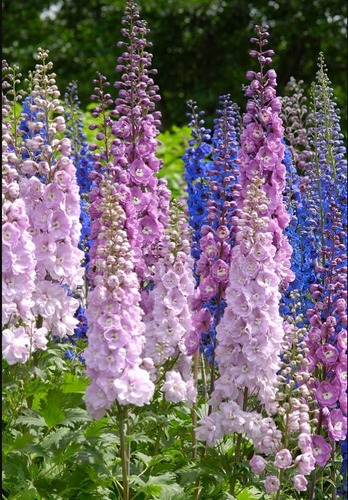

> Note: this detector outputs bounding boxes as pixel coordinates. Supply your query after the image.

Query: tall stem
[309,468,317,500]
[229,387,249,496]
[117,404,130,500]
[192,350,199,459]
[154,394,166,455]
[330,441,337,500]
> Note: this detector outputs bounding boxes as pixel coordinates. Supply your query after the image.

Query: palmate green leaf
[59,407,91,427]
[53,442,84,465]
[147,473,185,500]
[237,487,265,500]
[16,409,47,428]
[12,480,39,500]
[134,451,153,466]
[126,431,154,445]
[40,427,71,451]
[5,432,36,453]
[32,391,49,411]
[39,389,67,429]
[2,454,32,483]
[177,463,199,486]
[91,430,120,447]
[61,373,89,394]
[223,493,237,500]
[83,417,110,439]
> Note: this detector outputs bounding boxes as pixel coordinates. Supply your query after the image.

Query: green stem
[192,350,199,460]
[330,441,337,500]
[154,394,166,455]
[201,353,208,403]
[117,404,130,500]
[275,469,284,500]
[229,388,249,496]
[308,467,317,500]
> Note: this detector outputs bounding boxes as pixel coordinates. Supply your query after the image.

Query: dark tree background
[2,0,347,131]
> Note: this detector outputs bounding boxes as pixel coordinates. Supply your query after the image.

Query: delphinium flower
[188,95,240,369]
[62,81,95,354]
[141,199,197,404]
[278,145,312,322]
[17,49,84,340]
[64,81,94,196]
[249,295,317,496]
[182,100,212,268]
[280,77,313,176]
[304,54,347,252]
[196,26,294,455]
[84,177,154,419]
[2,60,48,363]
[302,203,347,499]
[88,0,171,286]
[300,54,347,499]
[279,79,318,321]
[64,81,94,274]
[339,437,348,496]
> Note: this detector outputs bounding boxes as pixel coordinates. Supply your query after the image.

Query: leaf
[144,473,185,500]
[84,418,110,439]
[61,373,89,394]
[59,408,91,427]
[41,426,71,451]
[134,451,153,466]
[39,389,67,429]
[177,465,199,486]
[16,409,47,428]
[237,487,264,500]
[18,481,39,500]
[6,432,36,453]
[126,431,153,445]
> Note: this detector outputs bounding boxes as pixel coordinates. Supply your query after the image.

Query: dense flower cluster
[183,100,212,266]
[64,81,94,196]
[304,56,347,260]
[92,0,171,284]
[196,24,294,451]
[303,206,347,450]
[2,61,47,364]
[279,80,318,319]
[17,50,84,340]
[2,6,347,498]
[84,178,154,419]
[279,145,307,319]
[64,81,94,274]
[280,77,313,175]
[300,56,347,495]
[188,95,240,363]
[249,303,316,491]
[142,200,197,404]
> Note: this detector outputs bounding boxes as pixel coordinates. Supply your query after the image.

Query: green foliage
[3,352,271,499]
[3,0,347,133]
[157,125,191,199]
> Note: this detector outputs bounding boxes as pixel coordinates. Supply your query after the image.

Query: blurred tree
[2,0,347,132]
